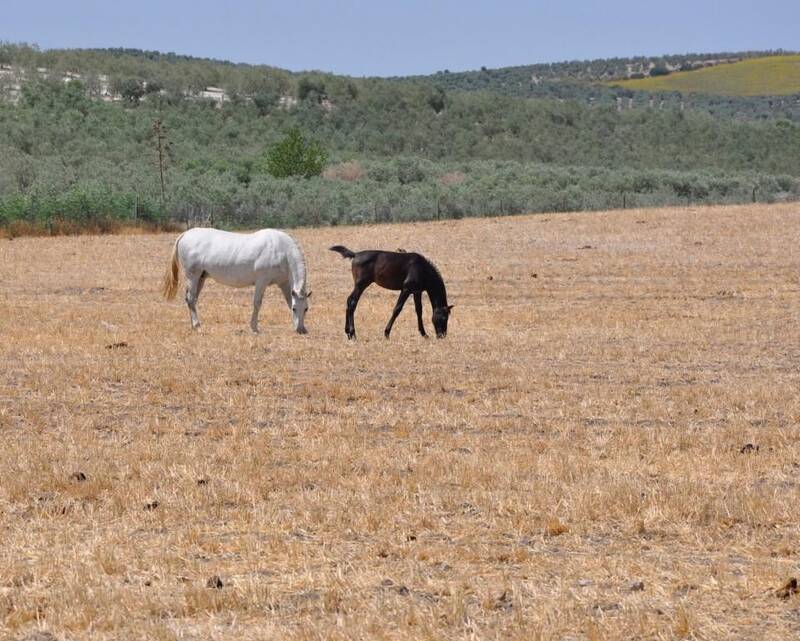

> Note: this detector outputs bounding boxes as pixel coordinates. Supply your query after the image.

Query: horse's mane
[420,255,448,306]
[286,232,308,292]
[425,256,444,283]
[296,242,308,292]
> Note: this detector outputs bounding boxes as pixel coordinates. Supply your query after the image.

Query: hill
[389,50,800,119]
[1,44,799,234]
[394,50,784,85]
[3,44,800,120]
[611,55,800,96]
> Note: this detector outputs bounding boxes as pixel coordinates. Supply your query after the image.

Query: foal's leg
[345,282,369,340]
[250,280,268,334]
[185,271,206,329]
[413,291,427,337]
[384,289,412,338]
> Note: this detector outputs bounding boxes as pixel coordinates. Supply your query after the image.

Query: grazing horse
[329,245,453,339]
[162,228,311,334]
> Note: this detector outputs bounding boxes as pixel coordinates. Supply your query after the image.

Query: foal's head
[291,289,311,334]
[432,305,454,338]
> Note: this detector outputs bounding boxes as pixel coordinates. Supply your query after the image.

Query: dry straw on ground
[1,203,799,640]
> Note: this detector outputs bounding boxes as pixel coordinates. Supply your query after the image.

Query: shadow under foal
[330,246,453,339]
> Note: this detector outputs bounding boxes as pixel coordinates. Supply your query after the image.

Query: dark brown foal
[329,246,453,339]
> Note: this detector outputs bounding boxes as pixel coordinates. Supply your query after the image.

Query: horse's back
[352,250,424,290]
[178,227,296,286]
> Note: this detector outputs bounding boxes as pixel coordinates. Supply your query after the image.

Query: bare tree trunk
[152,119,168,213]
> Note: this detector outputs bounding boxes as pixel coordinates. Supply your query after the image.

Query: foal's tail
[161,235,182,300]
[329,245,355,259]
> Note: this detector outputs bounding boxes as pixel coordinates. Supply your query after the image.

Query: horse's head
[291,289,311,334]
[432,304,454,338]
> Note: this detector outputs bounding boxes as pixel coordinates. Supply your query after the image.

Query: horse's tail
[161,235,182,300]
[329,245,355,259]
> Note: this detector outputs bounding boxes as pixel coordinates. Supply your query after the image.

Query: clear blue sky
[4,0,797,76]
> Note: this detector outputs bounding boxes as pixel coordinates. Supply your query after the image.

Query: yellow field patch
[1,204,799,639]
[610,55,800,96]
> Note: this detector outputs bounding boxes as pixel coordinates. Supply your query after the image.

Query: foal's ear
[447,305,455,312]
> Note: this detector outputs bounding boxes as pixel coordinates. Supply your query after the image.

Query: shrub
[649,65,670,77]
[265,128,328,179]
[253,91,278,116]
[396,158,425,185]
[111,77,145,104]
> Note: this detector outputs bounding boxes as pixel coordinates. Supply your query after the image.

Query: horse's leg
[185,271,205,329]
[346,282,368,340]
[384,289,412,338]
[250,280,268,334]
[413,291,427,337]
[196,271,207,298]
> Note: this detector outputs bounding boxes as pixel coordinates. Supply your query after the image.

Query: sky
[3,1,798,77]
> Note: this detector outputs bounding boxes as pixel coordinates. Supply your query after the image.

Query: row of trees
[403,73,800,121]
[4,43,787,84]
[419,50,791,82]
[2,156,796,233]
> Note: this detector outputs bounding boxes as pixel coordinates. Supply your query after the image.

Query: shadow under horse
[329,246,453,339]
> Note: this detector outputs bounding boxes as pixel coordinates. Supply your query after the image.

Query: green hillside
[612,55,800,96]
[1,44,799,234]
[390,50,800,119]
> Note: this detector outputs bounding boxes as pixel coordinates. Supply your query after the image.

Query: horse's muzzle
[436,331,446,339]
[296,326,308,335]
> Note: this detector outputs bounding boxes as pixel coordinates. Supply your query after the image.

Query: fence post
[752,186,757,203]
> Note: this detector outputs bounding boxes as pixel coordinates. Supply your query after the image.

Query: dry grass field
[1,203,799,640]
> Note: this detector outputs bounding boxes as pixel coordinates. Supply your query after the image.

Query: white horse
[161,228,310,334]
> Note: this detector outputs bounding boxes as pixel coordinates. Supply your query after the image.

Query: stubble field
[1,203,799,640]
